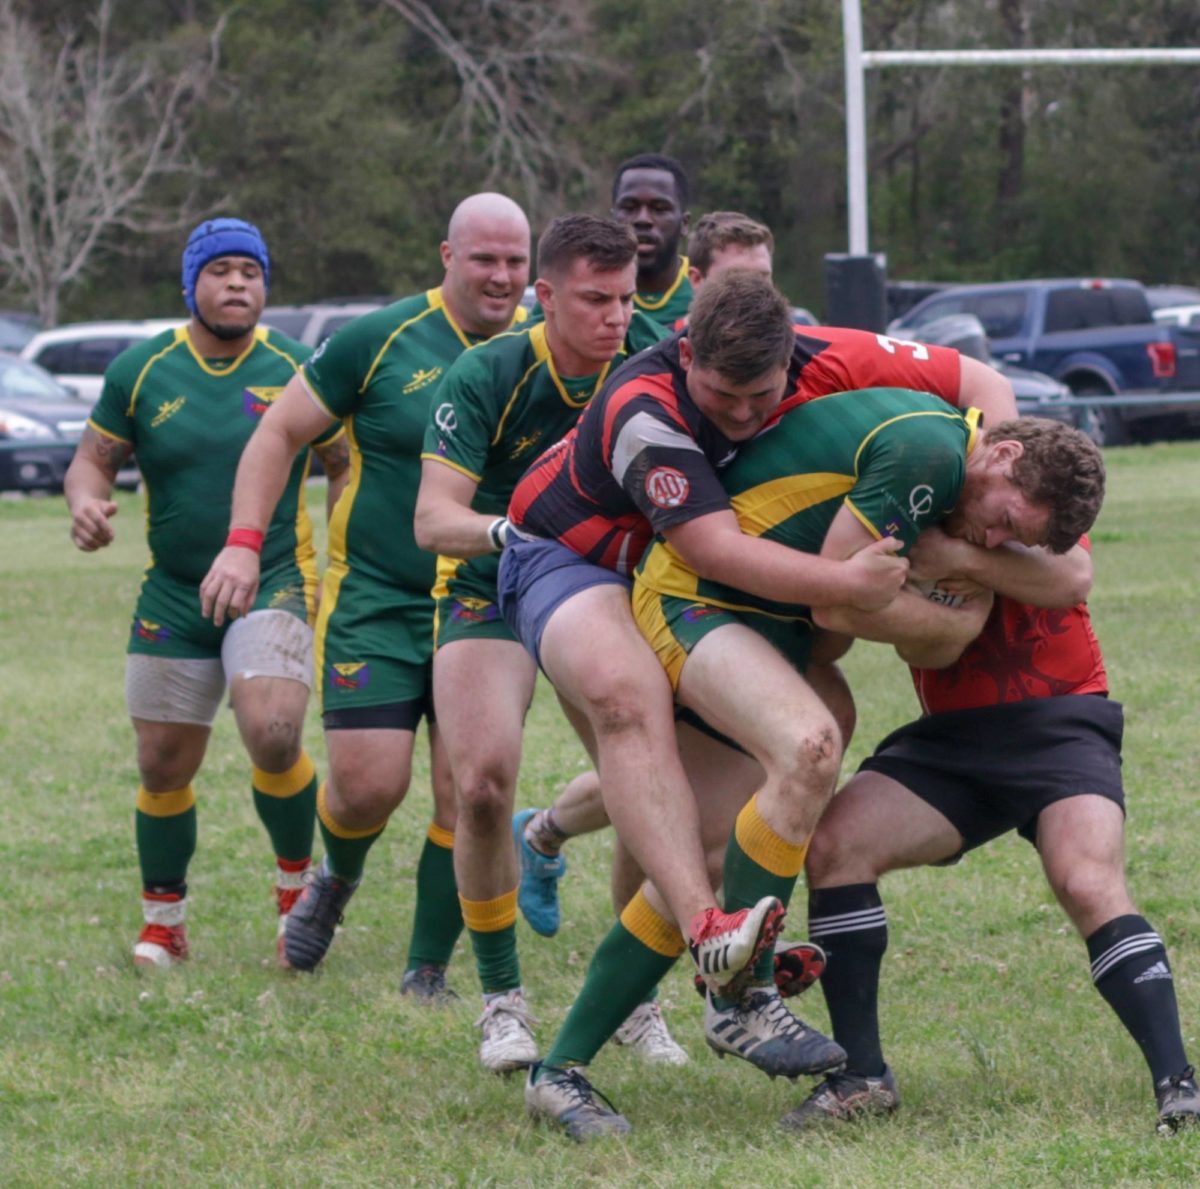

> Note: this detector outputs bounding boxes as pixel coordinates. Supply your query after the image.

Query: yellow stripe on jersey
[432,552,466,602]
[630,582,690,691]
[844,497,883,540]
[850,407,970,475]
[128,331,188,417]
[356,291,456,395]
[86,418,132,444]
[635,256,690,314]
[419,452,482,482]
[730,472,856,538]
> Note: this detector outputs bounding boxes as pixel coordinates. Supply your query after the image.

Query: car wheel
[1071,384,1129,448]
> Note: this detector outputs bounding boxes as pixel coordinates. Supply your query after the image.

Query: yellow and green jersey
[421,311,666,605]
[303,289,525,598]
[636,387,979,619]
[89,325,322,587]
[637,256,694,329]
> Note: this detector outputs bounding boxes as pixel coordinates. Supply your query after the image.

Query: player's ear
[678,336,694,368]
[439,241,453,270]
[687,266,703,288]
[534,277,555,310]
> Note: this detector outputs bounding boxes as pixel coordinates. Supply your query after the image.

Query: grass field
[1,443,1198,1186]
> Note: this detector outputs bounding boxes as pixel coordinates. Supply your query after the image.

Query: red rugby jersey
[911,540,1108,713]
[507,327,962,576]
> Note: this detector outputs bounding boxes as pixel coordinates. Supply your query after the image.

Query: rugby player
[521,383,1104,1137]
[413,214,680,1070]
[790,522,1200,1133]
[611,153,694,328]
[199,194,530,996]
[65,218,349,967]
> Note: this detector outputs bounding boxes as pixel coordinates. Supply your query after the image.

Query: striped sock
[808,883,888,1075]
[1087,914,1188,1084]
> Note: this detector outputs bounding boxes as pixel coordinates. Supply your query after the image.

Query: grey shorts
[125,610,313,725]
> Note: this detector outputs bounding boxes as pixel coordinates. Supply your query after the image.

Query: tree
[0,0,223,325]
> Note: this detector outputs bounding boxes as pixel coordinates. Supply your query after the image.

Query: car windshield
[0,355,75,400]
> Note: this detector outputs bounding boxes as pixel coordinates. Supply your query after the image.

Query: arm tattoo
[314,433,351,480]
[81,425,134,480]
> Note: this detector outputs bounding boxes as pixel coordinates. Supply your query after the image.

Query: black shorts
[859,694,1124,858]
[322,691,436,732]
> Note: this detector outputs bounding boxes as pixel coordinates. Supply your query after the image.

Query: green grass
[2,444,1199,1185]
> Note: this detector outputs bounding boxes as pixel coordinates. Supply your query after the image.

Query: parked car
[889,278,1200,446]
[0,311,39,353]
[260,301,386,348]
[0,351,97,492]
[20,320,182,402]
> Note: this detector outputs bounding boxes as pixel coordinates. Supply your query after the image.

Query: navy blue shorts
[497,537,631,670]
[859,694,1124,858]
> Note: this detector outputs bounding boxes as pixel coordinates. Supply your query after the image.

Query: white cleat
[612,1000,689,1066]
[476,988,539,1073]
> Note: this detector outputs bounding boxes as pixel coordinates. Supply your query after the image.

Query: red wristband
[226,527,264,554]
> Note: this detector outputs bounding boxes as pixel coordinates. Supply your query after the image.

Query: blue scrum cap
[181,218,270,313]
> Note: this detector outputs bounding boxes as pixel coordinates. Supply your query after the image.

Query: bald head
[446,192,529,247]
[439,192,531,337]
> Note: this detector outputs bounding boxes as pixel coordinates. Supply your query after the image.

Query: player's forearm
[64,455,114,512]
[813,589,990,666]
[955,541,1092,608]
[673,525,861,607]
[414,501,501,558]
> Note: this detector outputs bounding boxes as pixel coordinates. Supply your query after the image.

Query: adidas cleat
[705,986,846,1079]
[281,858,358,972]
[1156,1065,1200,1134]
[525,1063,631,1141]
[688,896,785,998]
[780,1065,900,1130]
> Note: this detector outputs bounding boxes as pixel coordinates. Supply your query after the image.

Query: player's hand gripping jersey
[507,327,962,575]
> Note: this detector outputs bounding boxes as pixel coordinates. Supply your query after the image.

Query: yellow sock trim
[460,888,518,933]
[252,751,317,798]
[136,784,196,818]
[317,780,387,841]
[619,889,687,958]
[427,822,455,850]
[735,794,808,878]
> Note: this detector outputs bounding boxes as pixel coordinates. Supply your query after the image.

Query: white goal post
[842,0,1200,254]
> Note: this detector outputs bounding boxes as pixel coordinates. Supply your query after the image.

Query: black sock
[808,883,888,1076]
[1087,913,1189,1085]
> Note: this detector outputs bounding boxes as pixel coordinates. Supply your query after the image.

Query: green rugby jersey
[637,387,978,618]
[421,312,665,595]
[89,325,318,586]
[636,256,694,328]
[303,288,523,596]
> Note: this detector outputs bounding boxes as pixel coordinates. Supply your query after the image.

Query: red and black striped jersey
[507,326,963,576]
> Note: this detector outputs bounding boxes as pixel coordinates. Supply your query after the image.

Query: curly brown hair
[685,271,794,384]
[985,418,1106,552]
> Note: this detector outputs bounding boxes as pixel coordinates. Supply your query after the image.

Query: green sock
[722,809,802,992]
[135,785,197,889]
[405,827,463,971]
[468,923,520,994]
[317,780,382,884]
[543,920,679,1070]
[252,756,317,862]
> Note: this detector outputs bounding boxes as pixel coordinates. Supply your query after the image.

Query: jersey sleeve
[843,414,967,553]
[420,345,504,482]
[607,392,731,533]
[87,351,142,442]
[796,326,962,404]
[300,311,385,419]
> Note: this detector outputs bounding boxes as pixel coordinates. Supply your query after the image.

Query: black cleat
[780,1065,900,1131]
[1156,1065,1200,1134]
[281,859,358,972]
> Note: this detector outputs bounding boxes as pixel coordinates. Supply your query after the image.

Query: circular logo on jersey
[645,466,690,509]
[908,484,934,519]
[434,403,457,434]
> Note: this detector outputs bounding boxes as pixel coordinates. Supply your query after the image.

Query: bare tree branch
[0,0,224,324]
